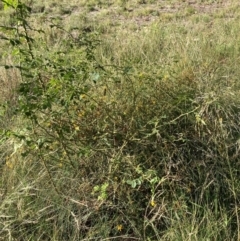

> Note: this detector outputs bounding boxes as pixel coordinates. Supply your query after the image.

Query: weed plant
[0,0,239,240]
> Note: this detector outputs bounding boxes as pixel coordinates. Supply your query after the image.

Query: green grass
[0,0,240,240]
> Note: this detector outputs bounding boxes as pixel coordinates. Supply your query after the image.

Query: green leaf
[131,180,136,188]
[3,0,18,10]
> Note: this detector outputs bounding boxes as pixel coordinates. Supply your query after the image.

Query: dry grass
[0,0,240,240]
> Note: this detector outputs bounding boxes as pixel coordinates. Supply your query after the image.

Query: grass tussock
[0,0,240,240]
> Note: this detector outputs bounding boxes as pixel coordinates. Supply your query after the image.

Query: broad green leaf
[3,0,18,10]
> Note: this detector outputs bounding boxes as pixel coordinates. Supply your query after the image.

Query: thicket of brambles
[0,0,239,240]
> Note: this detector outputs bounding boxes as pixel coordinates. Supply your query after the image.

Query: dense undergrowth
[0,0,240,240]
